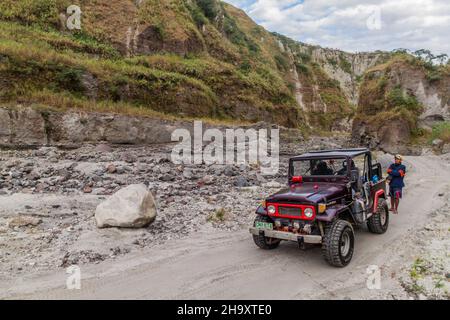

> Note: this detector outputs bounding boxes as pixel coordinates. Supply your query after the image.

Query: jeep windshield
[290,158,349,177]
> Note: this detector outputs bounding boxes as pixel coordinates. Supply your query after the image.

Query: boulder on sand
[95,184,157,228]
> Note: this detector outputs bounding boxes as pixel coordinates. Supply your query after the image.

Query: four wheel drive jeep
[249,148,389,267]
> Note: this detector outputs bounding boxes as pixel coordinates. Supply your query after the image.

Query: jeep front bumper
[249,227,322,244]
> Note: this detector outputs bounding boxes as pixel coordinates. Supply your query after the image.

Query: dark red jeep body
[249,148,389,267]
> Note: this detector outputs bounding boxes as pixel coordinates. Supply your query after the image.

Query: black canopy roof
[290,148,369,160]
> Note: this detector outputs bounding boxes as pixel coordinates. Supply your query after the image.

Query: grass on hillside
[2,0,421,134]
[0,19,300,125]
[430,122,450,144]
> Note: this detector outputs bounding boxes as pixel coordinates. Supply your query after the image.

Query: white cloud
[224,0,450,55]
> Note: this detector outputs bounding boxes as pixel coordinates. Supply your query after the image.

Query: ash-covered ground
[0,136,347,279]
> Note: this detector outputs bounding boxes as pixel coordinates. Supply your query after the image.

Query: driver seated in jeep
[312,161,333,175]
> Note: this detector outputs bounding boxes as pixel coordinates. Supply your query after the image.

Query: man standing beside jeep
[387,155,406,214]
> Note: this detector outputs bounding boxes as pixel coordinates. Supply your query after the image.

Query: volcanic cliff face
[0,0,449,151]
[352,55,450,153]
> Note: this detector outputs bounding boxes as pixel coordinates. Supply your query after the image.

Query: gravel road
[1,154,449,300]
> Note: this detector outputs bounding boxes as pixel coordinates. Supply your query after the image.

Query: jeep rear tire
[252,215,281,250]
[367,198,389,234]
[322,219,354,267]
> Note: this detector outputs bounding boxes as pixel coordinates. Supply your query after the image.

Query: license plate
[255,221,273,230]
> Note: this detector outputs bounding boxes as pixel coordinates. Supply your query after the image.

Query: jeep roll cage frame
[288,148,383,184]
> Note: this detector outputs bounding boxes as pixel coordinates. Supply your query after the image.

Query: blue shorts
[389,187,402,199]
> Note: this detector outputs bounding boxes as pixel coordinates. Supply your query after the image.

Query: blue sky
[225,0,450,56]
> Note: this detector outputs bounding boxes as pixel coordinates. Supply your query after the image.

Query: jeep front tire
[252,215,281,250]
[322,219,355,267]
[367,198,389,234]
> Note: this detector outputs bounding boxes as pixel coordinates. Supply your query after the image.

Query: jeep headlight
[267,205,276,214]
[304,208,314,218]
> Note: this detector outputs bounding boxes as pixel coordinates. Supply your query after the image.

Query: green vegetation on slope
[0,0,66,26]
[431,122,450,144]
[0,0,401,132]
[0,0,303,126]
[0,22,219,116]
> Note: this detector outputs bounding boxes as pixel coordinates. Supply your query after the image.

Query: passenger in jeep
[337,159,356,176]
[387,154,406,214]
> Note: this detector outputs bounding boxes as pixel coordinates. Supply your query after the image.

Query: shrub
[339,54,352,73]
[0,0,61,26]
[153,24,165,40]
[295,62,309,75]
[298,51,311,63]
[55,67,85,93]
[378,76,388,90]
[321,78,340,89]
[274,54,289,72]
[187,2,208,27]
[387,87,421,113]
[327,58,338,67]
[239,59,251,74]
[426,70,442,83]
[222,13,259,53]
[431,122,450,143]
[206,208,229,223]
[196,0,221,20]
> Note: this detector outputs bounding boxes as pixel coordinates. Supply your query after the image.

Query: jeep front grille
[279,206,302,217]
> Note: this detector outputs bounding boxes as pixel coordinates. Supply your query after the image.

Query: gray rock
[116,166,125,174]
[95,184,157,228]
[183,168,194,179]
[200,175,215,185]
[121,153,137,163]
[432,139,444,148]
[160,167,171,174]
[239,164,248,171]
[209,165,224,176]
[441,144,450,154]
[235,176,250,187]
[224,165,236,176]
[3,107,47,146]
[95,144,112,153]
[160,174,175,182]
[152,166,161,174]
